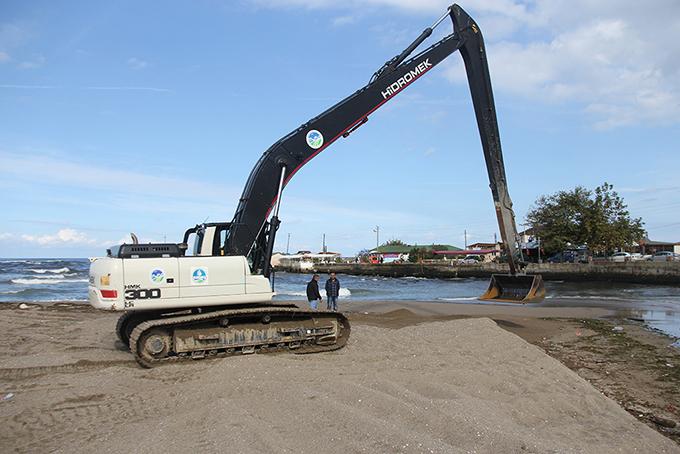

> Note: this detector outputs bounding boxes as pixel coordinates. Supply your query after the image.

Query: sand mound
[0,309,677,453]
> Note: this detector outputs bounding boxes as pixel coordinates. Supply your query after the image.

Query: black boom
[225,4,525,277]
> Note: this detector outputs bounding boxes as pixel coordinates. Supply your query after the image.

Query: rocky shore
[284,261,680,285]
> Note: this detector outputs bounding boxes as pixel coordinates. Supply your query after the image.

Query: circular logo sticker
[150,269,165,283]
[306,130,324,149]
[192,268,208,284]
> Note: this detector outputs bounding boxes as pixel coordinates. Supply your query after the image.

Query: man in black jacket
[306,274,322,310]
[325,273,340,311]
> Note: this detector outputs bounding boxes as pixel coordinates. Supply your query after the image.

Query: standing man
[325,272,341,311]
[306,274,322,310]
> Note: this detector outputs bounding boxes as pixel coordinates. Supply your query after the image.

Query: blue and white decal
[191,267,208,284]
[150,268,165,283]
[305,130,324,150]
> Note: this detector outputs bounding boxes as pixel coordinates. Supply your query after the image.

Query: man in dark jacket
[306,274,322,310]
[325,273,340,311]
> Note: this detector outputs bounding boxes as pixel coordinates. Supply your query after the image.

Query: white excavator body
[88,225,273,312]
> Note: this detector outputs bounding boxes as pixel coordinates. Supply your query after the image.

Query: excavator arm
[225,4,544,302]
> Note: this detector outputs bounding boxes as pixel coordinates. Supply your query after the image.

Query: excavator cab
[480,274,545,303]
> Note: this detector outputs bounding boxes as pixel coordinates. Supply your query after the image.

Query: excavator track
[128,307,350,368]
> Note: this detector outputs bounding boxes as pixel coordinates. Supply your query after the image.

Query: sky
[1,0,679,258]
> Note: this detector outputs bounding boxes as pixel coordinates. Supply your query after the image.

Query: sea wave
[28,267,70,274]
[11,278,88,285]
[30,274,66,280]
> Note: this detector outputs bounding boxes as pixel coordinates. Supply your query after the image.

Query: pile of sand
[0,307,677,453]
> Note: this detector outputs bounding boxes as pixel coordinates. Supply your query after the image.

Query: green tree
[408,247,424,263]
[383,238,406,246]
[356,249,371,263]
[526,182,644,255]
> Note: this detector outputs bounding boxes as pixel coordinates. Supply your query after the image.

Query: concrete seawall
[278,262,680,286]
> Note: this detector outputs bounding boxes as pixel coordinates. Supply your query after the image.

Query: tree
[383,238,406,246]
[526,182,644,255]
[356,249,371,263]
[408,247,425,263]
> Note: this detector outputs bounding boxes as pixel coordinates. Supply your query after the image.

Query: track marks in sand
[0,359,135,381]
[2,392,158,453]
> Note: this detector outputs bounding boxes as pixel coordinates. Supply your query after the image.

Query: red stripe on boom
[265,63,434,217]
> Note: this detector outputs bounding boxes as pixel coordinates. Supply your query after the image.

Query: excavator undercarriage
[118,306,350,368]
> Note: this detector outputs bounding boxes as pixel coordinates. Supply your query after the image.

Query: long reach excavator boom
[88,4,544,368]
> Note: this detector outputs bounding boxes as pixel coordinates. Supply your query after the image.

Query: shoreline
[286,261,680,286]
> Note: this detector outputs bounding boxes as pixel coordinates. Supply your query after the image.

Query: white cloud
[251,0,680,129]
[127,57,149,70]
[0,150,237,203]
[0,232,13,240]
[0,51,9,63]
[21,228,97,246]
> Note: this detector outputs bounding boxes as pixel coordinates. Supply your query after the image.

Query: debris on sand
[651,415,677,429]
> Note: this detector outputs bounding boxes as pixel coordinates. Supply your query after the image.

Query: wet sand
[0,301,679,453]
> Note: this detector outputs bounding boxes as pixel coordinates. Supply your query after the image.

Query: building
[432,245,501,262]
[467,242,501,251]
[518,228,537,246]
[637,238,680,255]
[368,244,461,263]
[368,244,412,263]
[273,251,341,269]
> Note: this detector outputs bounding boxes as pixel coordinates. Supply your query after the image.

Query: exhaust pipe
[479,274,545,303]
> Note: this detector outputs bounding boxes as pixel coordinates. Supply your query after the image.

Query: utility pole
[494,232,497,244]
[286,233,291,254]
[373,226,380,249]
[464,229,467,250]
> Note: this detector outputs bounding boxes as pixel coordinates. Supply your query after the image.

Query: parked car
[650,251,680,262]
[547,251,579,263]
[459,254,482,265]
[609,252,631,262]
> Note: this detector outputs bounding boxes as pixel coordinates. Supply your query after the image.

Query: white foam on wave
[31,274,66,279]
[11,278,88,285]
[401,276,428,280]
[28,267,70,274]
[437,297,478,301]
[324,288,351,298]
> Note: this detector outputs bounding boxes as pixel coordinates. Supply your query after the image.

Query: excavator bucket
[479,274,545,303]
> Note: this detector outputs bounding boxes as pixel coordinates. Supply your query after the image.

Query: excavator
[88,4,545,368]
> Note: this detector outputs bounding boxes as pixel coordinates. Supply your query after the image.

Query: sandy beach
[0,301,679,453]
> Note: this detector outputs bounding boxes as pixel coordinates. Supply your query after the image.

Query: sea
[1,258,679,344]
